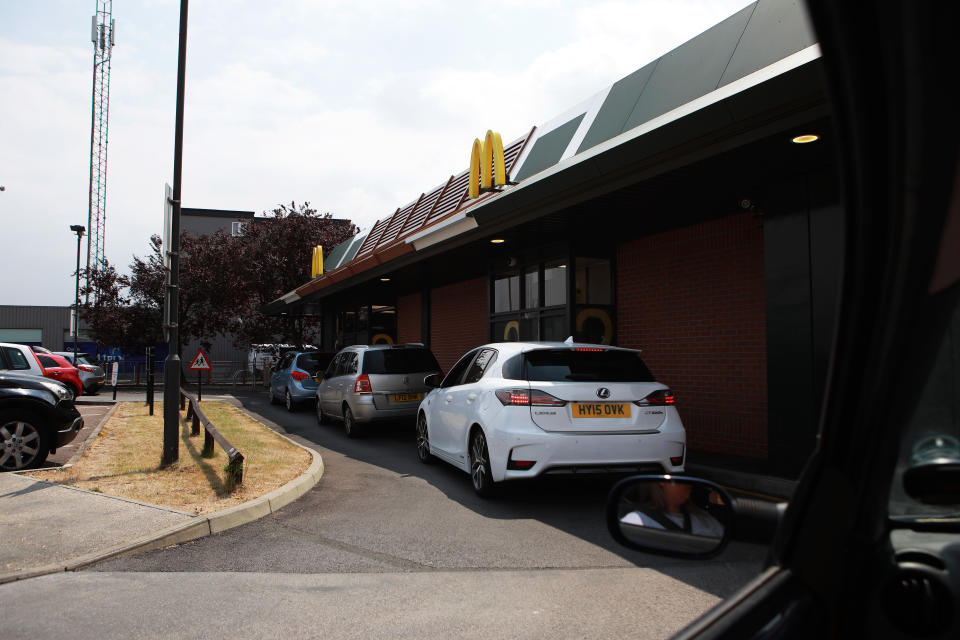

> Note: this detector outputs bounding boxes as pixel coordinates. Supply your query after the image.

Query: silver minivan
[315,344,441,437]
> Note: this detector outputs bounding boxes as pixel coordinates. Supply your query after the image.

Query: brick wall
[617,213,768,459]
[396,292,422,344]
[430,277,488,372]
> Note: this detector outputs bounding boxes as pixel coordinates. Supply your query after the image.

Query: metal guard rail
[179,388,244,487]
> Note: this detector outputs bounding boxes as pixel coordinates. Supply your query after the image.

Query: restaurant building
[266,0,839,478]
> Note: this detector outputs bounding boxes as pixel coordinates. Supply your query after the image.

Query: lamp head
[70,225,86,236]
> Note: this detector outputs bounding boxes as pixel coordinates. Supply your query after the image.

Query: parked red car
[34,353,84,399]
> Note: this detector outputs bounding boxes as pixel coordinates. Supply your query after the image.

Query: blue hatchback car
[269,350,334,412]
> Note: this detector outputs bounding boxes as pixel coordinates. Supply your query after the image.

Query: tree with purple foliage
[81,202,355,354]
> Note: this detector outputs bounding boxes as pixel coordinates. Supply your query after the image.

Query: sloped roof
[291,129,534,300]
[269,0,820,310]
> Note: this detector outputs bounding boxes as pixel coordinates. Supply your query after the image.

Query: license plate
[391,393,422,403]
[572,403,631,418]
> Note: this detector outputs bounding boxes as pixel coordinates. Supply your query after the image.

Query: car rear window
[362,349,440,375]
[522,349,656,382]
[297,352,332,372]
[1,346,31,371]
[77,355,96,367]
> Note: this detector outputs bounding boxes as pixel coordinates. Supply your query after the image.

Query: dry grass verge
[27,401,311,515]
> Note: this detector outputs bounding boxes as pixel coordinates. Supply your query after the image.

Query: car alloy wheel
[285,390,295,412]
[470,429,495,497]
[0,413,47,471]
[343,405,360,438]
[416,413,434,464]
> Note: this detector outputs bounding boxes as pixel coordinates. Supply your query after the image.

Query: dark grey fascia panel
[513,114,585,182]
[576,61,659,154]
[623,3,756,132]
[718,0,816,87]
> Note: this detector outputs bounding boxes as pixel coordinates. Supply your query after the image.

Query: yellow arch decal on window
[371,333,394,345]
[575,308,613,345]
[503,320,520,342]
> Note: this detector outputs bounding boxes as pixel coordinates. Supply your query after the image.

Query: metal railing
[179,388,244,488]
[96,359,272,388]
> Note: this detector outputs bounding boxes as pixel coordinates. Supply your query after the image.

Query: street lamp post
[162,0,189,466]
[70,225,86,362]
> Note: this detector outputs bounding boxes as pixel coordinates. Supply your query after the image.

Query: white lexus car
[416,340,686,496]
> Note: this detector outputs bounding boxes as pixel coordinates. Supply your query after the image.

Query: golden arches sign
[468,130,507,199]
[311,245,324,278]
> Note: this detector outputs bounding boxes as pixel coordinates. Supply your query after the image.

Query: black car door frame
[673,2,960,638]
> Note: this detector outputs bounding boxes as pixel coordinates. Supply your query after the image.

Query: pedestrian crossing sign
[188,349,212,371]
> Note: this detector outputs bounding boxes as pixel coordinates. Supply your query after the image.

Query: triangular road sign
[188,349,212,371]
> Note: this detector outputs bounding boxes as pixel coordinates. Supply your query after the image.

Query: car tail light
[290,371,309,381]
[574,347,605,352]
[495,389,566,407]
[507,453,537,471]
[79,364,95,372]
[670,446,685,467]
[354,374,372,393]
[634,389,676,406]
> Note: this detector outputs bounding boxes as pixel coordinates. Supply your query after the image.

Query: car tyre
[285,390,296,412]
[316,401,328,425]
[269,388,279,405]
[343,405,361,438]
[470,429,496,498]
[0,410,50,471]
[416,413,434,464]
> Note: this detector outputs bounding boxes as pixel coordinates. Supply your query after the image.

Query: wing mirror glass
[903,435,960,505]
[606,475,733,559]
[423,373,442,388]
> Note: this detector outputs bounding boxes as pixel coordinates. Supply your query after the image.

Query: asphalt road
[1,391,769,638]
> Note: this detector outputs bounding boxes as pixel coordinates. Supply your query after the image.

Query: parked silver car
[315,344,441,438]
[52,352,105,394]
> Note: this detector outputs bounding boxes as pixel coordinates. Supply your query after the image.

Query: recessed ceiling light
[490,238,505,244]
[380,277,391,282]
[792,134,820,144]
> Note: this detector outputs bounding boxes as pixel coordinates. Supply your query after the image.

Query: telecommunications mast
[86,1,115,301]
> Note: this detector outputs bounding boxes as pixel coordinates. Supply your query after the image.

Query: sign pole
[198,370,202,402]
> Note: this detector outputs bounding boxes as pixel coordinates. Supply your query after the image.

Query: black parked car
[0,371,84,471]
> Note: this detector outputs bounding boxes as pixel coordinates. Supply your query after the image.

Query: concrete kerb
[66,401,121,466]
[0,404,324,585]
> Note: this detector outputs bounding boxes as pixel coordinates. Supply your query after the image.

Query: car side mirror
[903,435,960,504]
[423,373,442,388]
[606,475,734,559]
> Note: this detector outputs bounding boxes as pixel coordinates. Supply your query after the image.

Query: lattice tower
[86,0,115,302]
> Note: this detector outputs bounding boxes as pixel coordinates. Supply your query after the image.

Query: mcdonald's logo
[311,245,324,278]
[468,130,507,199]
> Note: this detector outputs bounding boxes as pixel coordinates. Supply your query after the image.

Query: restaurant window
[574,256,615,345]
[494,274,520,312]
[524,268,539,309]
[492,258,573,342]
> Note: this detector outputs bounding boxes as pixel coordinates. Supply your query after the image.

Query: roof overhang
[268,44,826,313]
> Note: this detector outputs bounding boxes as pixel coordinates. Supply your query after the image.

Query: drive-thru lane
[1,391,768,638]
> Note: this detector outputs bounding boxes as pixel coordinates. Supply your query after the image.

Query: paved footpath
[0,392,322,583]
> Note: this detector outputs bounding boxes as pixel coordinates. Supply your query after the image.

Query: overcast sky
[1,0,751,307]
